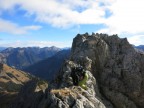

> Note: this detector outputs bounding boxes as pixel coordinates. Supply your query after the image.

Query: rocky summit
[8,33,144,108]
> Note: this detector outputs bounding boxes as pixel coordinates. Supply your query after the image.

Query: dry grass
[51,88,77,98]
[0,91,18,95]
[1,64,30,83]
[0,63,32,92]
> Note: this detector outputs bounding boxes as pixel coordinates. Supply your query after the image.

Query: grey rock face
[71,33,144,108]
[10,60,108,108]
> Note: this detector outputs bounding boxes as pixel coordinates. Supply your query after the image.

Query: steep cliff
[10,33,144,108]
[70,33,144,108]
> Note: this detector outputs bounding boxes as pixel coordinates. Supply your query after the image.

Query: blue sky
[0,0,144,48]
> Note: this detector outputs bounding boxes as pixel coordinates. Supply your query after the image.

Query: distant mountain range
[0,47,7,52]
[0,46,71,81]
[24,49,71,81]
[0,44,143,82]
[0,46,61,69]
[135,45,144,51]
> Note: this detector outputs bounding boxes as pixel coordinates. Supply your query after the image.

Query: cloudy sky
[0,0,144,48]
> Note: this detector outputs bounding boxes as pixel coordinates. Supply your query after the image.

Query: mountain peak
[48,33,144,108]
[3,33,144,108]
[0,47,61,69]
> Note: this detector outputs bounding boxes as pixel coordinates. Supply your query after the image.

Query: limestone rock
[71,33,144,108]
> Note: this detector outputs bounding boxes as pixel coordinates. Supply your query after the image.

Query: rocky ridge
[11,60,107,108]
[70,33,144,108]
[10,33,144,108]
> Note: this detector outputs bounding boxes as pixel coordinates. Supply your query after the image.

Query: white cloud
[128,35,144,46]
[99,0,144,35]
[0,0,144,46]
[0,18,42,34]
[0,40,72,48]
[0,0,109,28]
[96,0,144,45]
[1,0,143,33]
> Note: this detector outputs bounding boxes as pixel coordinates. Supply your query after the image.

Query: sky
[0,0,144,48]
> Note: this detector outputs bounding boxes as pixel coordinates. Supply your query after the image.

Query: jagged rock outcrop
[10,33,144,108]
[11,60,108,108]
[70,33,144,108]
